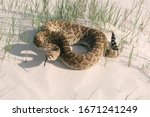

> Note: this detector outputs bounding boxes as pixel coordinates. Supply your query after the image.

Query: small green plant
[141,63,150,78]
[2,29,14,61]
[53,0,87,21]
[128,45,135,67]
[87,0,122,28]
[11,16,16,34]
[0,29,4,41]
[139,11,150,31]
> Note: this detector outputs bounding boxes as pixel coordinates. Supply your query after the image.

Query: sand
[0,0,150,100]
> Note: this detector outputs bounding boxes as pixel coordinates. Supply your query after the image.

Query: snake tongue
[44,56,48,66]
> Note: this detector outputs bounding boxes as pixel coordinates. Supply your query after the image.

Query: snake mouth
[44,55,56,66]
[45,54,58,60]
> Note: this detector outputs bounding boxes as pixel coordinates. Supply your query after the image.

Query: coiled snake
[34,21,119,70]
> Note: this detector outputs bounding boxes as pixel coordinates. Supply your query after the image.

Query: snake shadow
[4,30,69,70]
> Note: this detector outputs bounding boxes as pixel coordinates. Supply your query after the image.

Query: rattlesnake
[34,21,119,70]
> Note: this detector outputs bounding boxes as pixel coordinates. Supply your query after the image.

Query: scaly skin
[34,21,119,70]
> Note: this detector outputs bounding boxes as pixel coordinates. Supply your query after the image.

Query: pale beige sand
[0,0,150,100]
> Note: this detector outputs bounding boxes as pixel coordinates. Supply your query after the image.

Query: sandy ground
[0,0,150,100]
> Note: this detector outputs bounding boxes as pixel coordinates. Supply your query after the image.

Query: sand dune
[0,0,150,100]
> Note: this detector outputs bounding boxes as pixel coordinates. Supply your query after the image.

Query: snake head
[44,44,60,61]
